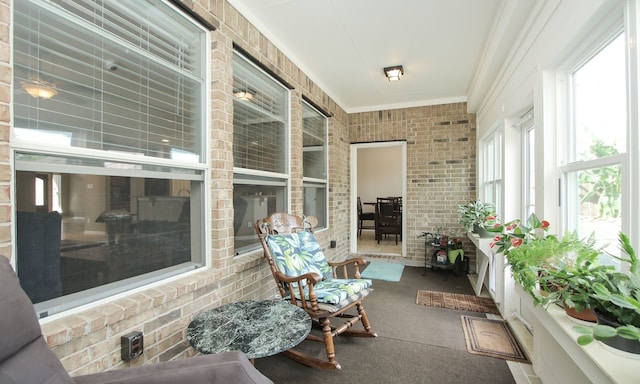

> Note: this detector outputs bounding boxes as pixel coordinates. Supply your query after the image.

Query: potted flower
[573,232,640,354]
[488,213,550,256]
[457,200,496,237]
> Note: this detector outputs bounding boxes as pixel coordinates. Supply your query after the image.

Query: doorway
[350,141,407,256]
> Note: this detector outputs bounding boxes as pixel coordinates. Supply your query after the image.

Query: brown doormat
[415,290,500,315]
[460,315,530,363]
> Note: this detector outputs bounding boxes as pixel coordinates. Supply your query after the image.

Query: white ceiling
[227,0,533,113]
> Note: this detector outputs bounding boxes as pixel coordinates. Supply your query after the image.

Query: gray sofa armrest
[73,351,273,384]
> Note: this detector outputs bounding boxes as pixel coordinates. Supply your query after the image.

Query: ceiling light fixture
[234,91,254,101]
[21,80,58,99]
[383,65,404,81]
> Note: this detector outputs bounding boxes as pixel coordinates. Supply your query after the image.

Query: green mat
[361,262,404,282]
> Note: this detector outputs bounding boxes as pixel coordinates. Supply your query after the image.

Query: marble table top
[187,300,311,359]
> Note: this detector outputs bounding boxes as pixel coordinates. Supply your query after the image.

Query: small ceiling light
[21,80,58,99]
[383,65,404,81]
[234,91,254,101]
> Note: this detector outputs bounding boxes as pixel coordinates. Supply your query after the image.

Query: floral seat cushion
[264,231,373,309]
[265,231,333,282]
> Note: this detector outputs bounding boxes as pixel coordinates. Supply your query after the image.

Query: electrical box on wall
[121,331,144,361]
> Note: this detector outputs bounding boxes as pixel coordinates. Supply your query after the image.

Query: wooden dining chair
[375,197,402,244]
[357,197,376,237]
[255,213,377,370]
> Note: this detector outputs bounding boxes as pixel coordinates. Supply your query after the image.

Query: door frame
[350,141,407,256]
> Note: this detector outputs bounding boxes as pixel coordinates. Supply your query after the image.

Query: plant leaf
[592,324,618,340]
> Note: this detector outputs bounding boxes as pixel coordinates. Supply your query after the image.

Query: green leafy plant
[573,233,640,346]
[503,224,608,316]
[488,213,549,256]
[540,233,612,313]
[457,201,496,232]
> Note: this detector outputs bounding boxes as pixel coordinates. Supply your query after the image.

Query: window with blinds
[13,0,205,162]
[302,102,328,228]
[232,51,290,255]
[11,0,208,316]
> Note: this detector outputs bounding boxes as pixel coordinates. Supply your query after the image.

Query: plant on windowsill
[495,214,604,322]
[573,232,640,355]
[457,200,496,237]
[536,232,611,323]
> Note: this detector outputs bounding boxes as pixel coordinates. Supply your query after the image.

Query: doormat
[361,262,404,282]
[415,290,500,315]
[460,315,530,363]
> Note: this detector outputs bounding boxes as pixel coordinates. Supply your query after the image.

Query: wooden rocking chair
[255,213,377,370]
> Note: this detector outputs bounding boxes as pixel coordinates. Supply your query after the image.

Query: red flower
[485,215,496,221]
[510,238,523,247]
[490,242,495,248]
[540,220,550,229]
[506,223,518,231]
[493,236,501,242]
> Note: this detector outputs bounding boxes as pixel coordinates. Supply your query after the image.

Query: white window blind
[232,52,288,173]
[13,0,206,162]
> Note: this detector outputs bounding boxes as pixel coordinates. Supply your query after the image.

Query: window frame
[302,101,328,229]
[11,0,210,316]
[557,27,629,265]
[232,51,291,255]
[480,127,503,217]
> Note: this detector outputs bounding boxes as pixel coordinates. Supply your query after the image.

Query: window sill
[516,284,640,384]
[234,249,264,273]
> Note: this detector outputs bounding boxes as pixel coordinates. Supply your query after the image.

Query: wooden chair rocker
[255,212,377,370]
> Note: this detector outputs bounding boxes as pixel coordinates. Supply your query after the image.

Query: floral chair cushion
[265,231,333,282]
[265,231,373,310]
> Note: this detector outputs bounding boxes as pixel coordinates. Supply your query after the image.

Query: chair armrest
[73,351,273,384]
[328,258,368,278]
[274,271,322,285]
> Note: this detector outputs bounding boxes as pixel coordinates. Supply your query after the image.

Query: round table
[187,300,311,359]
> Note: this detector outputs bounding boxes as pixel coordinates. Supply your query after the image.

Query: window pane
[566,165,621,258]
[303,103,327,179]
[15,160,203,311]
[233,181,286,254]
[233,54,288,173]
[11,0,207,316]
[232,52,289,254]
[525,127,536,218]
[13,0,204,162]
[304,183,326,228]
[572,33,626,162]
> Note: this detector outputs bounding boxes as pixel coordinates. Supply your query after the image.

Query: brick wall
[349,103,478,268]
[0,0,478,376]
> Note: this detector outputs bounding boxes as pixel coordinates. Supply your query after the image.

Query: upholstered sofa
[0,256,273,384]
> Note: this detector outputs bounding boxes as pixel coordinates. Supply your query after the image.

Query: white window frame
[480,127,503,217]
[557,23,629,265]
[11,0,210,317]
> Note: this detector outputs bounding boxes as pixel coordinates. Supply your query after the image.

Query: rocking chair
[255,213,377,370]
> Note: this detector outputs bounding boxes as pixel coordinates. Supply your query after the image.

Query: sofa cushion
[0,256,44,362]
[74,351,273,384]
[0,336,74,384]
[0,256,74,383]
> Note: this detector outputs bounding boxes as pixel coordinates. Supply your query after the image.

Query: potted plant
[573,232,640,354]
[457,200,496,237]
[538,233,611,322]
[488,213,550,256]
[499,216,605,322]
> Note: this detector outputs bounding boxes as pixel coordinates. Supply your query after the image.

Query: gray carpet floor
[254,266,518,383]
